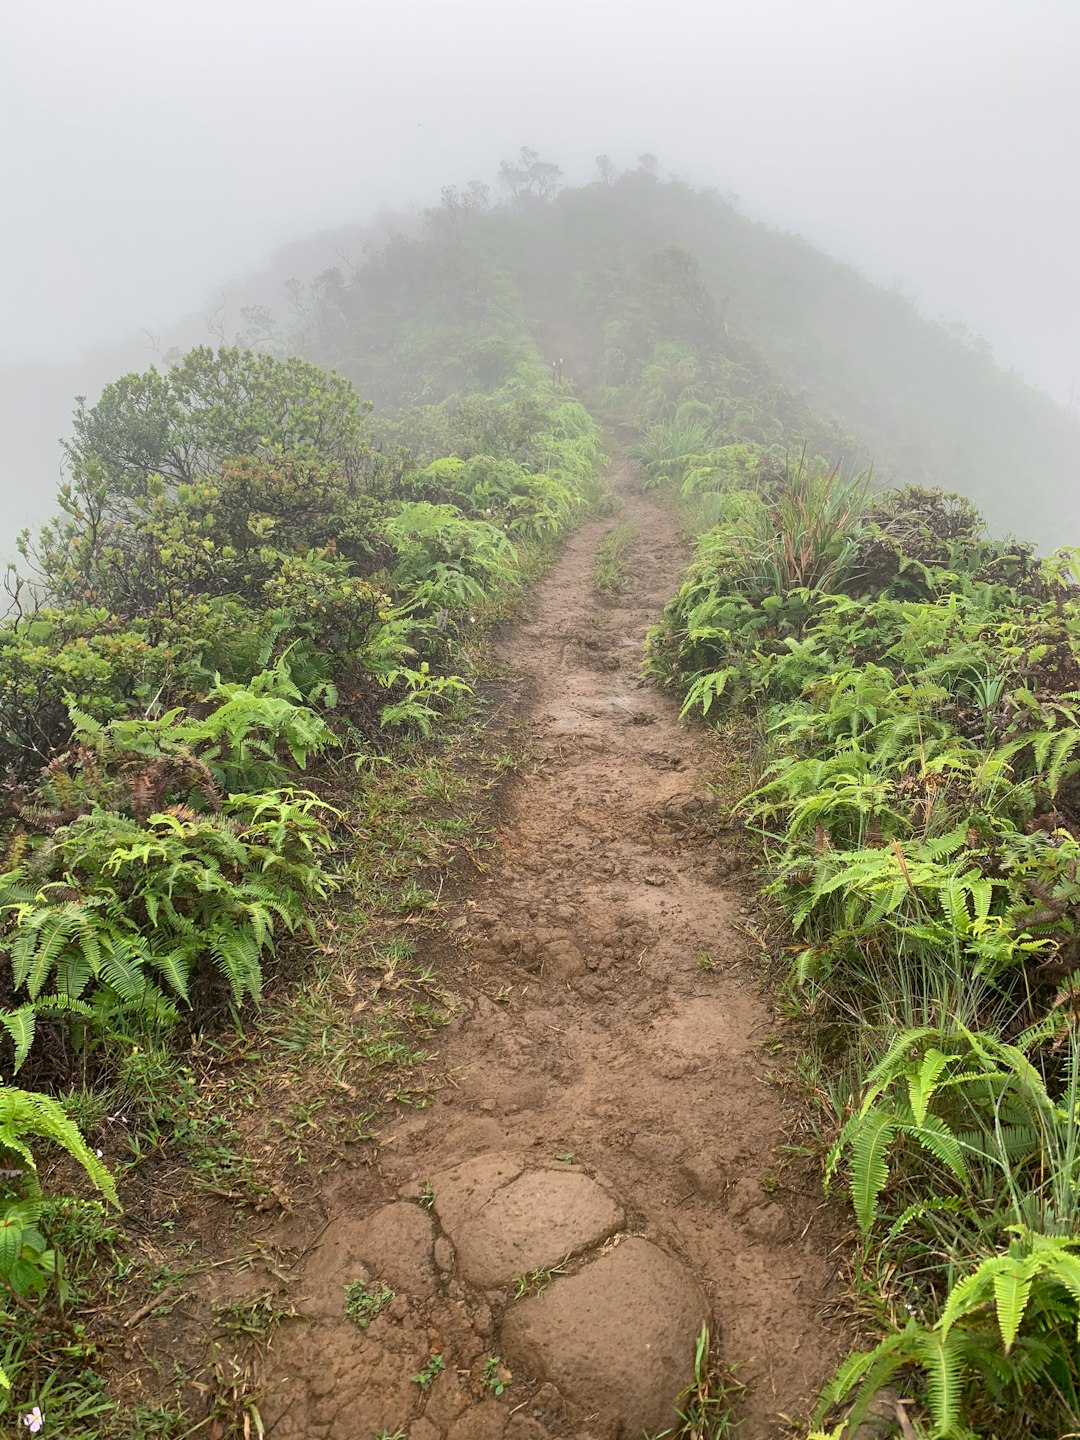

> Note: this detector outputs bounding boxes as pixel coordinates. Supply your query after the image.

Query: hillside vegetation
[283,157,1080,548]
[0,246,606,1431]
[4,155,1080,1439]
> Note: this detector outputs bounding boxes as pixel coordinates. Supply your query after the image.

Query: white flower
[23,1407,44,1434]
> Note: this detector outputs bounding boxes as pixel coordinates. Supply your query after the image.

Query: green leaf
[916,1326,964,1434]
[992,1259,1033,1352]
[0,1218,24,1273]
[0,1006,36,1072]
[907,1048,953,1126]
[900,1110,969,1187]
[940,1256,1006,1334]
[849,1108,896,1234]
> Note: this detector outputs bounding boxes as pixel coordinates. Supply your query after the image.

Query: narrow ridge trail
[259,463,846,1439]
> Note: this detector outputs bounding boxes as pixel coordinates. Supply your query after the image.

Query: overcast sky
[4,0,1078,398]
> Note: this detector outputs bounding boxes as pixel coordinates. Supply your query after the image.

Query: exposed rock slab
[305,1201,436,1314]
[500,1238,707,1437]
[446,1401,508,1439]
[430,1152,623,1288]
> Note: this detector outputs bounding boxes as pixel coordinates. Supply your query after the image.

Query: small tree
[63,346,370,498]
[423,181,491,244]
[498,147,563,207]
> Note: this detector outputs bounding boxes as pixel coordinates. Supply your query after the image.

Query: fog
[4,0,1079,538]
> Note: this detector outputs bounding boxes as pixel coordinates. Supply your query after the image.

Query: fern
[919,1326,966,1435]
[819,1321,967,1438]
[0,1086,118,1207]
[941,1231,1080,1353]
[0,996,95,1071]
[0,790,333,1064]
[846,1107,896,1233]
[999,720,1080,798]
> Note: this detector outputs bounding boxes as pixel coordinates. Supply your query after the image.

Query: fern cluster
[653,419,1080,1434]
[0,790,333,1069]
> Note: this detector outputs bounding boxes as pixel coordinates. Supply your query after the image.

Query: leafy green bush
[0,786,333,1070]
[0,334,605,1080]
[381,501,517,615]
[0,558,365,1074]
[61,345,370,496]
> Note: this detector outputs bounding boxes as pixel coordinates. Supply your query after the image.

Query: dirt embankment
[256,462,847,1439]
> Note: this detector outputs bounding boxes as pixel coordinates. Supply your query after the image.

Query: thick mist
[4,0,1079,543]
[7,0,1078,384]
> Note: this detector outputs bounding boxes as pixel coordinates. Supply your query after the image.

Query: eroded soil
[256,464,846,1439]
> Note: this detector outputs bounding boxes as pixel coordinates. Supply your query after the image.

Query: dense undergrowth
[0,318,604,1429]
[648,451,1080,1437]
[7,151,1080,1438]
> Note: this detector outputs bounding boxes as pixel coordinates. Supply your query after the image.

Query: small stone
[447,1401,507,1440]
[680,1159,727,1201]
[729,1175,768,1217]
[431,1156,624,1288]
[505,1418,548,1440]
[744,1202,790,1243]
[848,1388,908,1440]
[304,1202,435,1313]
[355,1203,437,1298]
[543,938,585,981]
[528,1382,565,1422]
[423,1366,470,1426]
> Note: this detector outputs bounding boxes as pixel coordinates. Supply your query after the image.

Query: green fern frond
[991,1262,1034,1351]
[0,1086,119,1207]
[849,1108,896,1233]
[896,1109,969,1187]
[0,1006,36,1071]
[915,1325,965,1433]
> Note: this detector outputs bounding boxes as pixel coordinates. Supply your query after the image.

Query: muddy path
[257,463,846,1439]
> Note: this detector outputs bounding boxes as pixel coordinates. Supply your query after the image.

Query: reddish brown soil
[256,464,847,1439]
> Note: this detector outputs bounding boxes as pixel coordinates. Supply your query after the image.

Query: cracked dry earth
[258,464,846,1439]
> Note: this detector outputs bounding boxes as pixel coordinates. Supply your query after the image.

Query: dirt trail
[258,464,845,1439]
